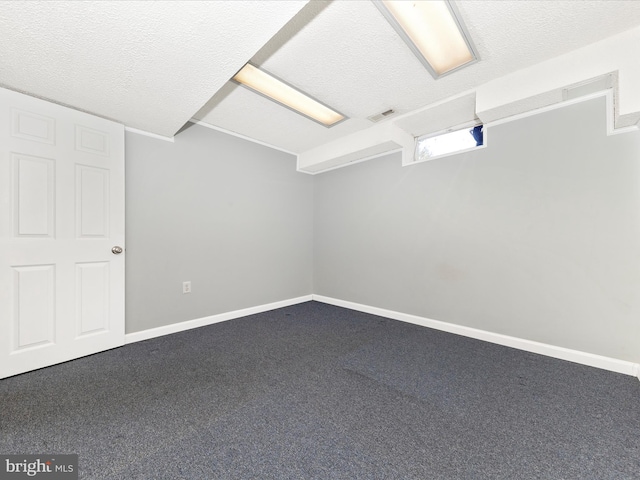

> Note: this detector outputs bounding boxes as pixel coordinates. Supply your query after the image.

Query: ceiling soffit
[194,0,640,156]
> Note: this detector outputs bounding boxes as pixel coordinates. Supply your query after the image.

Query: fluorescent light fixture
[374,0,478,78]
[233,63,345,127]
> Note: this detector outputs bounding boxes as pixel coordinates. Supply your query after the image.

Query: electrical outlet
[183,281,191,294]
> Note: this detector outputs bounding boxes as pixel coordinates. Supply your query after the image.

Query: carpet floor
[1,301,639,479]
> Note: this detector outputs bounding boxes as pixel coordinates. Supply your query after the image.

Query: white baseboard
[124,293,639,380]
[313,295,640,378]
[125,295,313,344]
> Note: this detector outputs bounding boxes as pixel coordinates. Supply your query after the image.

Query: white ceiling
[0,0,306,137]
[1,1,640,150]
[195,0,640,153]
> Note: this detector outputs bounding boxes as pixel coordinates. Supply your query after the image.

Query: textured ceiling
[0,0,306,137]
[1,1,640,148]
[195,0,640,153]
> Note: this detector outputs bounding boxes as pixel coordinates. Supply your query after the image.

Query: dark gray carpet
[1,301,639,479]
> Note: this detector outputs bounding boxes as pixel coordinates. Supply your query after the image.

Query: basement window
[415,124,484,162]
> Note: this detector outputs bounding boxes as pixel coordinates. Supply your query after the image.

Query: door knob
[111,246,123,255]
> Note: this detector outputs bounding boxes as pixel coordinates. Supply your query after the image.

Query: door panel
[0,87,124,379]
[13,153,56,237]
[76,165,110,238]
[12,264,56,350]
[76,262,110,336]
[11,108,56,145]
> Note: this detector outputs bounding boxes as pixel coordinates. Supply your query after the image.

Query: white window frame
[412,122,487,165]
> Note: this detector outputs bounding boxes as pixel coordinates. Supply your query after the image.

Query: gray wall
[314,97,640,363]
[125,124,313,333]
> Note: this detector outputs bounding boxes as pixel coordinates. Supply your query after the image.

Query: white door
[0,87,125,379]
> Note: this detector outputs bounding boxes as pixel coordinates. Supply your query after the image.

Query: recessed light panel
[374,0,478,78]
[233,63,345,127]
